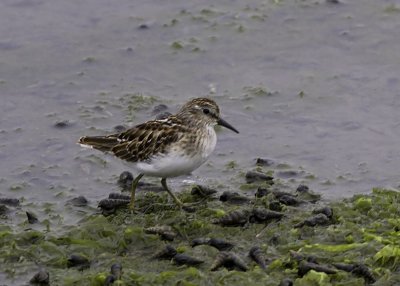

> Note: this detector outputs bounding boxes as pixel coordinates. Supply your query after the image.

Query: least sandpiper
[79,97,239,209]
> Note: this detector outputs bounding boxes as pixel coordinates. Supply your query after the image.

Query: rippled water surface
[1,0,400,226]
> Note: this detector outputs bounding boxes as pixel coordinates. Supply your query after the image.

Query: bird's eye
[203,108,210,114]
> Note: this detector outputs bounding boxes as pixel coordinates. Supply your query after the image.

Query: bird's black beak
[217,117,239,133]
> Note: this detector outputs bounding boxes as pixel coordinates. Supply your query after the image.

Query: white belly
[135,126,217,178]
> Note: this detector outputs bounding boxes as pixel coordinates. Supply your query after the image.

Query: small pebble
[219,191,250,204]
[67,254,90,270]
[172,254,204,266]
[67,196,88,207]
[53,120,70,128]
[296,185,309,193]
[191,185,217,197]
[245,171,274,184]
[312,206,333,219]
[152,104,168,115]
[118,171,133,188]
[255,158,274,166]
[26,211,39,224]
[294,213,331,228]
[30,269,49,285]
[0,204,9,215]
[114,125,127,132]
[155,112,172,120]
[255,187,270,198]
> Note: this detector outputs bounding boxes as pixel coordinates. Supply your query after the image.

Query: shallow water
[1,0,400,233]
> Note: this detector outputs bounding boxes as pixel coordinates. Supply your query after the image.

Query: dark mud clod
[110,263,122,279]
[296,185,309,193]
[268,201,283,212]
[298,261,337,277]
[98,199,130,215]
[245,171,274,184]
[191,238,234,251]
[30,269,49,285]
[0,198,20,207]
[0,204,9,215]
[255,158,274,166]
[213,210,250,227]
[26,211,39,224]
[255,187,270,198]
[219,191,250,204]
[118,171,133,188]
[294,213,331,228]
[278,194,303,206]
[172,254,204,266]
[249,208,284,223]
[67,196,88,207]
[249,246,266,270]
[53,120,71,128]
[210,251,248,272]
[153,245,177,260]
[67,254,90,270]
[279,278,293,286]
[113,125,127,133]
[152,104,168,115]
[312,206,333,219]
[144,226,177,241]
[191,185,217,198]
[108,193,130,201]
[333,263,376,284]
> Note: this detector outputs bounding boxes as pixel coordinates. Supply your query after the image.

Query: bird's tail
[78,135,119,152]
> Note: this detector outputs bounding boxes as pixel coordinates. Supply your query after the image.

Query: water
[1,0,400,216]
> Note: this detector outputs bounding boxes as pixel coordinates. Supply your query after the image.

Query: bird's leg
[129,173,144,210]
[161,178,184,208]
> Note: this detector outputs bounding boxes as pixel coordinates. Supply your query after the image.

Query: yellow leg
[129,173,144,210]
[161,178,184,207]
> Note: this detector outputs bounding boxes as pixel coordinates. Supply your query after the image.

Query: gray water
[1,0,400,222]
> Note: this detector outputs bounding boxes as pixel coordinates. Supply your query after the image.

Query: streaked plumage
[79,97,239,209]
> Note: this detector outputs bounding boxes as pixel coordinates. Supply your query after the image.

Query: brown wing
[110,117,187,163]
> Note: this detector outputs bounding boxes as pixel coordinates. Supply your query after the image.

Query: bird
[78,97,239,210]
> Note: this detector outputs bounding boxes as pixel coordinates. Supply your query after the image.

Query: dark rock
[0,198,20,206]
[30,269,49,285]
[144,225,177,241]
[296,185,309,193]
[249,208,284,223]
[208,238,235,251]
[98,199,129,213]
[155,112,172,120]
[118,171,133,188]
[298,261,337,277]
[213,210,250,227]
[327,0,340,3]
[276,170,299,178]
[138,23,150,29]
[113,125,127,132]
[191,185,217,198]
[26,211,39,224]
[245,171,273,184]
[294,213,330,228]
[104,275,115,286]
[172,254,204,266]
[0,204,9,215]
[191,237,235,251]
[255,158,274,166]
[278,195,303,206]
[312,206,333,219]
[67,254,90,270]
[152,104,168,115]
[279,278,293,286]
[333,263,375,284]
[249,246,266,270]
[210,252,248,271]
[219,191,250,204]
[255,187,270,198]
[268,201,283,212]
[110,263,122,279]
[53,120,71,128]
[67,196,88,207]
[108,193,130,201]
[153,245,177,260]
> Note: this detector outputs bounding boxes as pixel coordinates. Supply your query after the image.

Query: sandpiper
[79,97,239,209]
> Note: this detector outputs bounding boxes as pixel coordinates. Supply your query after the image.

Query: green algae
[2,188,400,285]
